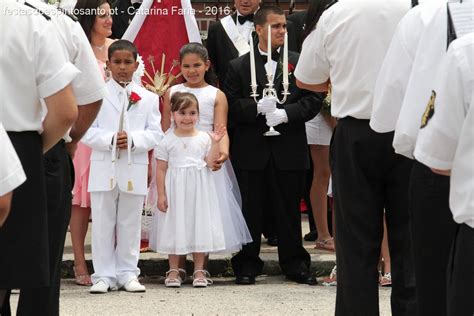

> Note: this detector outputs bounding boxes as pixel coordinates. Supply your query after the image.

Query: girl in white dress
[157,43,251,256]
[153,92,227,288]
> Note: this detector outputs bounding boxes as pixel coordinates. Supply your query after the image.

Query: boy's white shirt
[83,79,163,195]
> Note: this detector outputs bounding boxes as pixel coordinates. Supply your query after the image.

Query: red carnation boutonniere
[288,63,295,75]
[127,92,141,111]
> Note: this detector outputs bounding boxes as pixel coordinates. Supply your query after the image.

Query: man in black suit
[223,5,322,286]
[111,0,142,39]
[206,0,298,87]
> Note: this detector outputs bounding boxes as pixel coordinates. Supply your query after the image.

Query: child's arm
[210,90,230,171]
[129,93,163,153]
[205,124,227,168]
[156,159,168,213]
[161,89,172,132]
[81,114,116,151]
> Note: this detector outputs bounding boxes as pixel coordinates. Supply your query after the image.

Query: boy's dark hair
[74,0,111,43]
[179,42,217,87]
[108,40,138,60]
[170,92,199,114]
[254,5,285,27]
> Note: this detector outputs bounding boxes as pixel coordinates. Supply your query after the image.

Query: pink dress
[72,60,107,207]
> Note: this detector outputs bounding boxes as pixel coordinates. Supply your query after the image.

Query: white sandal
[178,268,187,283]
[165,269,182,288]
[192,270,213,288]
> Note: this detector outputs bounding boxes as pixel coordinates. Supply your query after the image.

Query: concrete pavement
[61,215,337,278]
[11,276,393,315]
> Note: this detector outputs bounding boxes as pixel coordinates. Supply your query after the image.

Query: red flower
[288,63,295,73]
[129,92,141,103]
[127,92,141,111]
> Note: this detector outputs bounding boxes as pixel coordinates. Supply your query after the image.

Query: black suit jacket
[112,0,141,39]
[223,49,322,171]
[206,13,299,86]
[286,11,307,52]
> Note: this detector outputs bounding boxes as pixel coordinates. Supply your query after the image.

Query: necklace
[93,44,106,51]
[178,137,188,149]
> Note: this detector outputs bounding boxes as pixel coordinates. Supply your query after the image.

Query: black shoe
[235,274,256,285]
[304,230,318,242]
[266,237,278,246]
[287,271,318,285]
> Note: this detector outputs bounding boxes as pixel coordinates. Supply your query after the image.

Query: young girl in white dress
[153,92,227,288]
[153,43,251,266]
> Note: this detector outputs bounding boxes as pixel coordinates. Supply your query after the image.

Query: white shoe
[90,280,109,294]
[123,279,146,292]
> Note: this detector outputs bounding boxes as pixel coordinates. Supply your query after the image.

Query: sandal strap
[193,269,210,278]
[166,269,182,279]
[316,237,334,245]
[192,270,213,285]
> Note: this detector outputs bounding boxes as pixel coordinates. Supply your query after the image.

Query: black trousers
[17,141,72,316]
[0,132,48,316]
[231,157,311,276]
[409,160,457,316]
[331,118,416,316]
[447,224,474,316]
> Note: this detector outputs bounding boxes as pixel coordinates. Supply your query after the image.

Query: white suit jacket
[83,79,163,195]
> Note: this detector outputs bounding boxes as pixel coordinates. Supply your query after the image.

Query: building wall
[190,1,309,35]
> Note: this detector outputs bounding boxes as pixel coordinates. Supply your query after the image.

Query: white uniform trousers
[90,186,144,288]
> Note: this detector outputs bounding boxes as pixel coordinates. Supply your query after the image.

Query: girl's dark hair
[179,42,217,87]
[74,0,111,43]
[302,0,333,41]
[170,92,199,114]
[108,40,138,60]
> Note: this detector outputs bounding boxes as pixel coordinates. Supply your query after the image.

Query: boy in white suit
[82,40,163,293]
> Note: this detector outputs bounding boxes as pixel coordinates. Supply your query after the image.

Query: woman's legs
[379,215,392,285]
[309,145,333,246]
[70,205,91,284]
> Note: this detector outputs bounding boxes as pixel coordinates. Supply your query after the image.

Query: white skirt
[306,113,333,146]
[213,160,252,253]
[150,167,226,255]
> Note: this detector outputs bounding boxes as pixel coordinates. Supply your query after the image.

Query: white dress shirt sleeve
[35,22,79,99]
[0,123,26,196]
[414,39,470,170]
[294,20,330,85]
[69,22,106,105]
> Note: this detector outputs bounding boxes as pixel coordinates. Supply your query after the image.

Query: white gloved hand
[257,96,278,114]
[265,108,288,127]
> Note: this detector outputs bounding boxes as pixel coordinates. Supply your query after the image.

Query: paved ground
[8,215,396,315]
[10,276,393,315]
[61,215,337,277]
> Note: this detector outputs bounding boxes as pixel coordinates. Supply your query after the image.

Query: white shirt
[413,34,474,228]
[236,10,254,44]
[0,0,79,132]
[392,3,450,158]
[295,0,410,119]
[31,1,105,106]
[370,0,446,133]
[258,47,279,83]
[0,123,26,196]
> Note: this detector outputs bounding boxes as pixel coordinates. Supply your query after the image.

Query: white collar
[258,46,281,56]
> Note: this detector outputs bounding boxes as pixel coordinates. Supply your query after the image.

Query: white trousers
[90,187,144,288]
